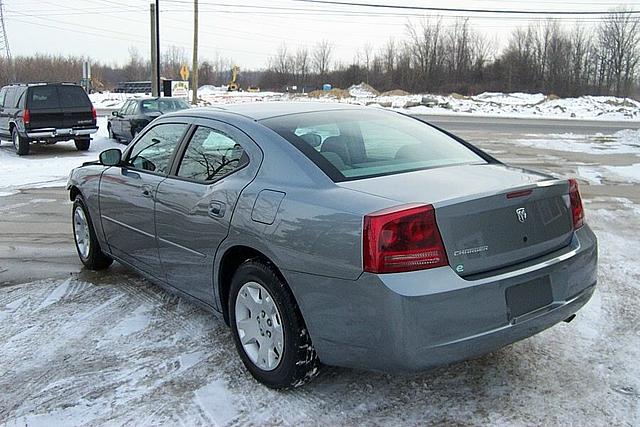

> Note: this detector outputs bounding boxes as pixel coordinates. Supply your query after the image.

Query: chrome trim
[158,236,206,258]
[101,215,155,239]
[27,127,98,138]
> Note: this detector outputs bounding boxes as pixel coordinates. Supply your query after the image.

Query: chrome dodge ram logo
[516,207,527,223]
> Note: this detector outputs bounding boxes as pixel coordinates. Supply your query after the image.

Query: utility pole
[155,0,161,96]
[191,0,199,104]
[150,3,158,96]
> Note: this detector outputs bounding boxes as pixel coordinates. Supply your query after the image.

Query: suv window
[0,87,6,107]
[57,85,91,108]
[177,126,248,182]
[127,123,188,174]
[3,87,18,108]
[28,86,59,109]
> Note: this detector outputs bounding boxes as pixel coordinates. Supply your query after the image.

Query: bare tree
[313,40,333,79]
[294,47,310,88]
[597,8,640,96]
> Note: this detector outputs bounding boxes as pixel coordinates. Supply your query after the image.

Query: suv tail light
[91,106,97,120]
[568,179,584,229]
[23,109,30,125]
[363,204,448,273]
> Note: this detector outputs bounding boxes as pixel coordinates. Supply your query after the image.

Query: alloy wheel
[73,206,91,260]
[234,281,284,371]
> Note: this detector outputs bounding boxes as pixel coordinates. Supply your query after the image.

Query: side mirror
[111,111,118,117]
[99,148,122,166]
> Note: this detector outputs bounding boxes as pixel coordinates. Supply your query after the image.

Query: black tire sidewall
[75,139,90,151]
[12,128,29,156]
[229,261,307,388]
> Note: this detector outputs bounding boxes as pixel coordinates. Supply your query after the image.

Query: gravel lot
[0,117,638,426]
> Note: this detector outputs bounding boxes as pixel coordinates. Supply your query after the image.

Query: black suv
[0,83,98,155]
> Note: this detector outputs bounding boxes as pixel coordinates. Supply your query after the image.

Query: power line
[291,0,639,15]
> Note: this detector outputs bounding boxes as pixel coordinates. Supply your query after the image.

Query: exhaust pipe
[563,314,576,323]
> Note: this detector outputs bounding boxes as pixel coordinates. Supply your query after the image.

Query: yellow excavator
[228,65,240,91]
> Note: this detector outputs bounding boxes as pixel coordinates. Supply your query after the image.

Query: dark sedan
[107,97,190,143]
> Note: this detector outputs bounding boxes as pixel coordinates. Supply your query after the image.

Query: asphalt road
[0,116,639,425]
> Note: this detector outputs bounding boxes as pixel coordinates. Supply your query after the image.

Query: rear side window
[177,126,248,183]
[28,85,90,109]
[262,109,486,181]
[0,88,6,107]
[3,87,18,108]
[126,123,188,174]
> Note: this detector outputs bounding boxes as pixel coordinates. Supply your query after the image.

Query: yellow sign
[180,65,189,81]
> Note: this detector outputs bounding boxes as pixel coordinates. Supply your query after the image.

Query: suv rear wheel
[12,128,29,156]
[229,260,320,389]
[74,138,90,151]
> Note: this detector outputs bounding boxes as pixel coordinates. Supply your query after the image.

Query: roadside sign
[180,65,190,81]
[172,81,189,98]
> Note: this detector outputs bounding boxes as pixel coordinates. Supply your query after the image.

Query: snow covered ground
[1,110,639,425]
[0,117,120,196]
[89,88,640,121]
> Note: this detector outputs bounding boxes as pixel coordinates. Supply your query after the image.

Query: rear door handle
[208,201,226,218]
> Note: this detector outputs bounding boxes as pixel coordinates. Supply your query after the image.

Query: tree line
[1,9,639,98]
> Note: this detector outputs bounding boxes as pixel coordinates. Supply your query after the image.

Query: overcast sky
[4,0,640,69]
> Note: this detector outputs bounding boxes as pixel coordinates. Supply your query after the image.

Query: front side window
[127,123,188,174]
[119,101,132,115]
[177,126,248,182]
[263,109,486,181]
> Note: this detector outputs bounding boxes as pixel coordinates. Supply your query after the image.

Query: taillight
[363,204,448,274]
[91,106,97,120]
[23,109,30,125]
[568,179,584,229]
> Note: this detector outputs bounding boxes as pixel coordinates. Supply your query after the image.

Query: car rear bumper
[26,127,98,139]
[284,225,598,373]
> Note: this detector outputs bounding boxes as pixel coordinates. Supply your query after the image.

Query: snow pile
[89,92,143,110]
[198,85,229,95]
[348,82,380,98]
[512,129,640,155]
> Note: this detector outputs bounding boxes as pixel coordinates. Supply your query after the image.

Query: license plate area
[56,128,73,135]
[506,276,553,321]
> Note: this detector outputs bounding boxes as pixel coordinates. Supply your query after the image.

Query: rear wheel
[229,260,320,389]
[74,138,90,151]
[12,128,29,156]
[72,195,113,270]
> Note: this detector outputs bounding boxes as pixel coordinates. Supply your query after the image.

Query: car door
[155,119,262,305]
[122,101,138,140]
[99,121,189,277]
[111,101,130,137]
[0,87,16,138]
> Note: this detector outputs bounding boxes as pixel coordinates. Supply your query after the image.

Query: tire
[72,195,113,270]
[229,260,320,389]
[74,138,90,151]
[12,128,29,156]
[107,124,115,140]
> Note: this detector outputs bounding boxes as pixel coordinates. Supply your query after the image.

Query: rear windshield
[262,109,486,181]
[28,85,91,109]
[140,98,189,113]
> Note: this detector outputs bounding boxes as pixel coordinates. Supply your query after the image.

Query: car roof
[205,101,365,121]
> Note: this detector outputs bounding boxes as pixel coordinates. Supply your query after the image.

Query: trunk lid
[339,164,573,276]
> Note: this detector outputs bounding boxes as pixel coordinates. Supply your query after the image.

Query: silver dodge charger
[67,103,598,388]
